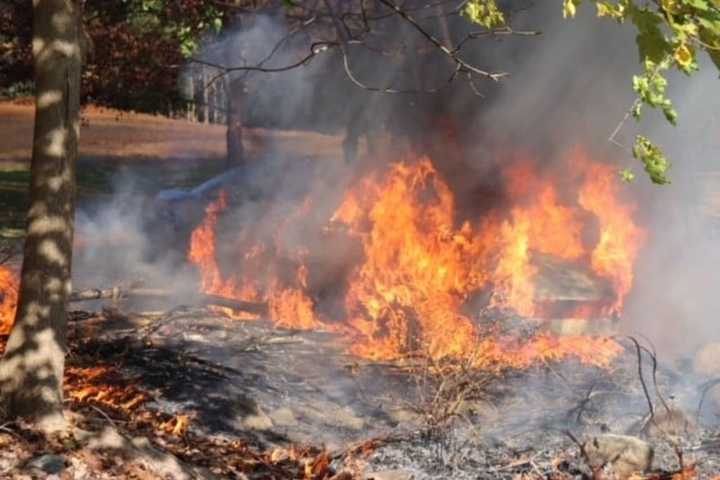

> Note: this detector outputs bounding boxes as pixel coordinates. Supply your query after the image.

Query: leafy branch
[560,0,720,183]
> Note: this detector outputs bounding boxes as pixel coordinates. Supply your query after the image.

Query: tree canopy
[466,0,720,183]
[2,0,718,181]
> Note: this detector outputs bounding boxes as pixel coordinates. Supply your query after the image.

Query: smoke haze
[75,1,720,364]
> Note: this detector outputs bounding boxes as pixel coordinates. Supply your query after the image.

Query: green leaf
[563,0,582,18]
[699,22,720,68]
[596,1,626,20]
[463,0,505,28]
[685,0,710,11]
[620,168,637,182]
[708,48,720,69]
[633,135,671,184]
[663,105,678,125]
[561,0,720,185]
[630,8,672,63]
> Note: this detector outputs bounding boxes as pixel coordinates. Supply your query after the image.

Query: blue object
[155,167,245,204]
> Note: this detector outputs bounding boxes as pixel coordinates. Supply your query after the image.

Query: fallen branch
[201,293,268,315]
[69,287,162,302]
[68,287,268,315]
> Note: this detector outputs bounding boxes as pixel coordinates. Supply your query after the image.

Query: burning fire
[577,152,645,313]
[487,148,645,317]
[65,366,149,412]
[189,190,322,328]
[189,147,644,369]
[0,265,18,335]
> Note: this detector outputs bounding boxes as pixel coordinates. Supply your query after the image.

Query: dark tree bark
[0,0,82,432]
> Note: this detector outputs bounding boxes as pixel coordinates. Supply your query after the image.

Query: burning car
[177,146,643,368]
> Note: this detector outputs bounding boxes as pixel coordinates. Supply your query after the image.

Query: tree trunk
[225,76,244,169]
[185,74,196,121]
[200,67,209,123]
[193,66,206,123]
[208,81,217,124]
[0,0,81,432]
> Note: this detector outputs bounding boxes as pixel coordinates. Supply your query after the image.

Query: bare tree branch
[189,41,338,87]
[453,26,541,54]
[190,0,516,102]
[376,0,509,81]
[200,17,321,91]
[341,47,464,93]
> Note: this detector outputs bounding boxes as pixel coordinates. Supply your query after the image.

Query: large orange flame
[338,159,486,359]
[189,191,323,329]
[0,265,18,335]
[188,147,644,370]
[576,152,646,314]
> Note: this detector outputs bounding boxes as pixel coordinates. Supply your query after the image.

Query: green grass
[0,157,228,239]
[0,170,30,233]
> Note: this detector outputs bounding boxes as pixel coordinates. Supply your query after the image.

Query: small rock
[694,342,720,377]
[241,411,274,430]
[385,407,420,424]
[456,398,496,418]
[269,407,297,426]
[644,407,695,438]
[365,470,413,480]
[583,434,653,479]
[693,342,720,413]
[27,454,65,475]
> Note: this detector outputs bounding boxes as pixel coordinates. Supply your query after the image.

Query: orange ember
[65,366,149,412]
[473,333,623,371]
[0,265,18,335]
[189,147,645,370]
[160,414,192,436]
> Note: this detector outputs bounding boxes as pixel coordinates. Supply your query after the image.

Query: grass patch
[0,170,30,233]
[0,157,228,238]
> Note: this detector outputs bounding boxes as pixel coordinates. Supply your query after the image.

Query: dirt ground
[0,100,216,167]
[0,99,344,235]
[0,99,343,166]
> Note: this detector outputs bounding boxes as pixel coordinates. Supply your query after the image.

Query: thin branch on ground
[623,335,656,424]
[564,429,604,479]
[696,377,720,422]
[636,335,673,417]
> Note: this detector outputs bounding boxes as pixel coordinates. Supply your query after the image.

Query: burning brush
[187,147,645,370]
[0,264,18,335]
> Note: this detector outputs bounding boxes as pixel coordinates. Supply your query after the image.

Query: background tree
[0,1,32,95]
[0,0,82,431]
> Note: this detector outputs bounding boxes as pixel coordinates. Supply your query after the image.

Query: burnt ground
[67,306,720,479]
[73,311,417,448]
